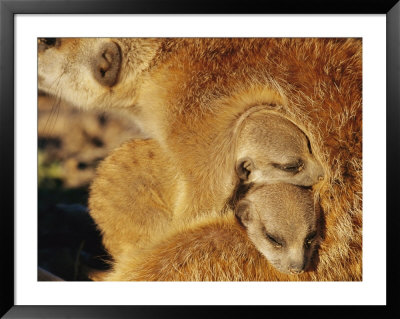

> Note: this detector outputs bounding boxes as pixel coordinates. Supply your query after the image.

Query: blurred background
[38,93,144,280]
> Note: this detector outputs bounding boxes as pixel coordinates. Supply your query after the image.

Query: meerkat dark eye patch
[306,136,313,154]
[43,38,56,46]
[306,231,317,241]
[304,231,317,248]
[38,38,60,52]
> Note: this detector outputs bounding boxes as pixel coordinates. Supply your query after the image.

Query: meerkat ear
[236,157,255,182]
[235,200,251,227]
[92,42,121,87]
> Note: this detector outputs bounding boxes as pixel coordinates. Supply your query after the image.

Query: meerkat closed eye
[235,183,320,275]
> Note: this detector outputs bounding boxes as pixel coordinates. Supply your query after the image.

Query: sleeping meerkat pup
[233,183,320,275]
[98,183,321,281]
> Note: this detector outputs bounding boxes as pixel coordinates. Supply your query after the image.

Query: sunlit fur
[89,138,320,277]
[89,107,324,258]
[38,38,161,111]
[89,139,181,258]
[99,210,321,282]
[40,38,362,280]
[235,183,320,275]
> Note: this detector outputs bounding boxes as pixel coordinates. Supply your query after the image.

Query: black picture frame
[1,0,399,318]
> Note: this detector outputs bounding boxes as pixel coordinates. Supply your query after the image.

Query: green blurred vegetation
[38,150,111,281]
[38,150,64,188]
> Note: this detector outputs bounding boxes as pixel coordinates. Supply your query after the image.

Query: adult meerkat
[99,183,321,281]
[39,38,362,280]
[89,108,323,259]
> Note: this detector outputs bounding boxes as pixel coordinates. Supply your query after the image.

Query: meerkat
[233,183,320,275]
[39,38,362,281]
[97,183,321,281]
[89,108,323,260]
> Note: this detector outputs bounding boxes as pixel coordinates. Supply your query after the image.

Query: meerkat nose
[288,261,305,274]
[289,268,304,275]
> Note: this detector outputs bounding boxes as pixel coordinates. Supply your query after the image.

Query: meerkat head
[235,183,320,275]
[235,111,324,187]
[38,38,160,110]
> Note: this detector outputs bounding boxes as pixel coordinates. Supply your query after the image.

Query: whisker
[41,95,58,137]
[48,95,62,136]
[40,69,66,137]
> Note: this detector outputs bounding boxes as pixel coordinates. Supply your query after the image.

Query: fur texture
[90,138,321,278]
[89,109,324,260]
[89,139,182,258]
[39,38,362,280]
[136,38,363,281]
[101,213,324,281]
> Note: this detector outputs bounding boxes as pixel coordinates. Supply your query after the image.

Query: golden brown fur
[89,138,182,258]
[89,111,322,262]
[98,181,323,281]
[100,213,322,281]
[137,38,362,281]
[90,137,321,279]
[39,38,362,281]
[234,183,321,275]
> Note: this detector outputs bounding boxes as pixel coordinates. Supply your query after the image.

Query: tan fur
[90,137,320,278]
[39,38,362,281]
[89,138,182,258]
[38,38,161,111]
[100,212,321,282]
[89,111,322,260]
[99,182,321,281]
[234,183,320,275]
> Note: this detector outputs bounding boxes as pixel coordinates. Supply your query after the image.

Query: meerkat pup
[99,183,320,281]
[233,183,320,275]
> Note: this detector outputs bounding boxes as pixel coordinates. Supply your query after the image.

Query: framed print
[1,0,399,317]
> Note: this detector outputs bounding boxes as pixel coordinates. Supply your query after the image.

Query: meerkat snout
[234,183,321,275]
[92,42,121,87]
